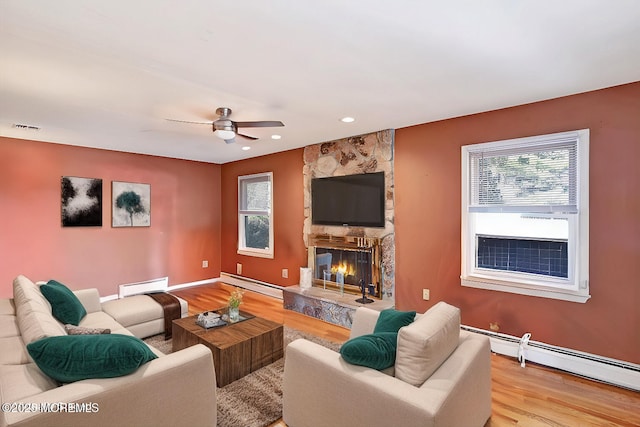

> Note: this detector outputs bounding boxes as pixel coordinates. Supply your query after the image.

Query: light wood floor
[172,283,640,427]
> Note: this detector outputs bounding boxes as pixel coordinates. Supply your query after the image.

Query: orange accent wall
[0,137,221,298]
[220,148,306,286]
[394,82,640,363]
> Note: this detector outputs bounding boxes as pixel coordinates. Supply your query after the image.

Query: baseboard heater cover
[219,272,284,299]
[119,277,168,298]
[462,325,640,391]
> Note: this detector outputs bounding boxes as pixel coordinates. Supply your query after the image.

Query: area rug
[144,327,342,427]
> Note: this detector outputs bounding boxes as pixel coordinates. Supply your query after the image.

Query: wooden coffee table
[172,310,283,387]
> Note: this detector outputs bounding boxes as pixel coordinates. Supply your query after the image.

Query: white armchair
[283,303,492,427]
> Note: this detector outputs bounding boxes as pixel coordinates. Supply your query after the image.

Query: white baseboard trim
[462,325,640,391]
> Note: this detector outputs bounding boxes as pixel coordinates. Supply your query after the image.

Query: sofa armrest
[5,344,217,427]
[349,306,380,339]
[283,338,437,427]
[72,289,102,314]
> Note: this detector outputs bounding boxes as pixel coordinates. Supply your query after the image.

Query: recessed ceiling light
[340,116,355,123]
[271,134,282,140]
[242,146,251,151]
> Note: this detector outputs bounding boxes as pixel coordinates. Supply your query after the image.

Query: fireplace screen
[313,247,378,297]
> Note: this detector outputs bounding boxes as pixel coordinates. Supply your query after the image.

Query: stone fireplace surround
[303,128,395,301]
[283,129,396,327]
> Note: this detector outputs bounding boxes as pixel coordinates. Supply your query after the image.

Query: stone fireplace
[309,234,382,298]
[283,129,395,327]
[303,129,395,302]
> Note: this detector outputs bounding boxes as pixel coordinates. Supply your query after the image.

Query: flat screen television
[311,171,385,228]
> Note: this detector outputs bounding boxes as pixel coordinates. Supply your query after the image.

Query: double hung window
[461,130,590,302]
[238,172,273,258]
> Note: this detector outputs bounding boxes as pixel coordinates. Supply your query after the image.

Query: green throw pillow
[40,280,87,325]
[27,334,158,383]
[373,309,416,334]
[339,332,398,370]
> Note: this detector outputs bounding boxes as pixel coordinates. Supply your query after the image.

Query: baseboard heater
[461,325,640,391]
[219,272,284,299]
[119,277,168,298]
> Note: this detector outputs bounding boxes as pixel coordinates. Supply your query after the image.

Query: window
[461,130,590,302]
[238,172,273,258]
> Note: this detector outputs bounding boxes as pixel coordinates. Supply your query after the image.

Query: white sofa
[283,302,492,427]
[0,275,216,427]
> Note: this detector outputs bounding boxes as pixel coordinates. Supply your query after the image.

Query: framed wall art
[112,181,151,227]
[61,176,103,227]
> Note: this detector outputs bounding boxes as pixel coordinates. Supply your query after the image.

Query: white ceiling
[1,1,639,164]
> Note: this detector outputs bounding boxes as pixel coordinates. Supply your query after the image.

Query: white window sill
[461,277,590,303]
[238,249,274,259]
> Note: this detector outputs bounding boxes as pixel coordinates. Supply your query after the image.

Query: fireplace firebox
[309,234,381,298]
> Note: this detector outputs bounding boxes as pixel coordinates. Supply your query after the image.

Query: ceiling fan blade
[237,133,259,140]
[165,118,213,125]
[235,121,284,128]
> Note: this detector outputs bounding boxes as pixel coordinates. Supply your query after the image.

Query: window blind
[468,135,578,213]
[239,175,271,214]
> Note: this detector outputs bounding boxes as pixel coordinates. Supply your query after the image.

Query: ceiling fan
[167,107,284,144]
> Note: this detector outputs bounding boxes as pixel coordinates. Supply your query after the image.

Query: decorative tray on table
[195,308,254,329]
[196,311,226,329]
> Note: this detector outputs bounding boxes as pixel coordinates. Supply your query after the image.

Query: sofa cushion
[79,311,131,335]
[394,301,460,387]
[373,309,416,334]
[64,324,111,335]
[16,303,66,345]
[339,332,398,370]
[0,299,15,315]
[26,334,158,383]
[13,275,51,313]
[101,294,164,327]
[0,315,20,338]
[0,363,58,403]
[40,280,87,325]
[0,336,30,365]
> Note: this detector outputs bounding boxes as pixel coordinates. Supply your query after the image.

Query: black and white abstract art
[112,181,151,227]
[61,176,103,227]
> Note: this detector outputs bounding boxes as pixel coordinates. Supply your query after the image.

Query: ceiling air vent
[12,123,41,131]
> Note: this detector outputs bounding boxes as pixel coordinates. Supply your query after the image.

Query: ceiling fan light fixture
[214,129,236,140]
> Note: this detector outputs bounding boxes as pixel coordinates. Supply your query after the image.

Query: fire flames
[331,260,355,276]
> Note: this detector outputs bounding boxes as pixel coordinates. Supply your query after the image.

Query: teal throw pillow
[373,309,416,334]
[40,280,87,325]
[339,332,398,370]
[27,334,158,383]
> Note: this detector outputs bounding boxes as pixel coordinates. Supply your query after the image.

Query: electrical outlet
[422,289,430,300]
[236,263,242,275]
[282,268,288,279]
[202,260,208,268]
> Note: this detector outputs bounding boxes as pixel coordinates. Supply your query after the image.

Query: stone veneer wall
[303,129,395,300]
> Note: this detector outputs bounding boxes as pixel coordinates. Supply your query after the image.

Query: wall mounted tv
[311,171,385,228]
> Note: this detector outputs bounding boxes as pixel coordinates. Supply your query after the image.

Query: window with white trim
[461,130,590,303]
[238,172,273,258]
